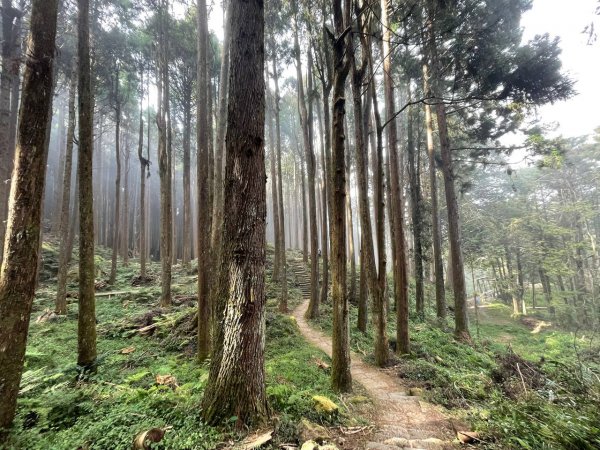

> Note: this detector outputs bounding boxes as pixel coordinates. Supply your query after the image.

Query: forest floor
[4,241,600,449]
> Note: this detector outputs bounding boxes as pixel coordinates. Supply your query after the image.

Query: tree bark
[422,63,446,322]
[272,51,288,312]
[196,0,210,360]
[0,0,58,430]
[109,67,121,285]
[138,70,148,279]
[56,64,77,315]
[330,0,352,392]
[201,0,268,424]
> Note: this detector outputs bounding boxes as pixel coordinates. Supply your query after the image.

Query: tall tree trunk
[196,0,210,361]
[294,25,319,318]
[157,0,172,307]
[0,1,20,265]
[316,92,329,308]
[201,0,268,424]
[330,0,352,392]
[182,100,192,266]
[109,73,121,285]
[267,86,281,282]
[56,64,77,315]
[0,0,58,430]
[272,51,288,312]
[77,0,97,370]
[122,140,130,265]
[138,70,148,279]
[407,100,425,319]
[381,0,409,354]
[422,63,446,322]
[426,0,469,339]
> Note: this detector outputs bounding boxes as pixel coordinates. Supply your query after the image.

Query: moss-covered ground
[5,243,369,450]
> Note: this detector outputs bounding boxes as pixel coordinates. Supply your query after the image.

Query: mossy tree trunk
[201,0,268,425]
[0,0,59,430]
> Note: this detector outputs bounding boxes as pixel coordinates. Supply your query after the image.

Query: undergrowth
[4,244,352,449]
[311,292,600,450]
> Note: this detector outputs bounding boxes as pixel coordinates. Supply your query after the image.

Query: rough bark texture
[77,0,97,370]
[381,0,410,354]
[196,0,210,361]
[157,1,172,307]
[201,0,268,425]
[0,0,59,430]
[330,0,352,392]
[0,1,21,264]
[55,65,77,315]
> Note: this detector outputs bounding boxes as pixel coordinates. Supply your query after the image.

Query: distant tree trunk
[0,1,21,265]
[316,94,329,308]
[407,101,425,319]
[122,140,130,265]
[182,96,192,266]
[294,25,319,318]
[157,0,172,307]
[109,70,121,285]
[210,0,230,283]
[196,0,210,360]
[300,151,308,263]
[426,0,469,340]
[138,70,148,278]
[56,64,77,315]
[267,87,281,282]
[201,0,268,424]
[77,0,97,370]
[346,142,357,310]
[0,0,58,430]
[272,51,288,312]
[422,64,446,322]
[330,0,352,392]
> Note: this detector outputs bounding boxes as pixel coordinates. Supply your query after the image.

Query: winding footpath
[292,300,458,450]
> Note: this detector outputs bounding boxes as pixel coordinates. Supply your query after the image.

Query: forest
[0,0,599,448]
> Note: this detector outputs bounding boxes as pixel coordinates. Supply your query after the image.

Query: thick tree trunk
[196,0,210,360]
[0,0,58,430]
[201,0,268,424]
[56,65,77,315]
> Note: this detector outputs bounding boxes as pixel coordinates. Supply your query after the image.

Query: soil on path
[292,300,459,450]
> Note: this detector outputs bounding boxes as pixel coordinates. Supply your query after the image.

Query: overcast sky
[520,0,599,138]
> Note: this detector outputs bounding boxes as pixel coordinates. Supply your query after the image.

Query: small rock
[300,441,319,450]
[408,387,423,396]
[299,418,330,443]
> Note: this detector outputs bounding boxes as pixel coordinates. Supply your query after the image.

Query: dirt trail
[292,300,458,450]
